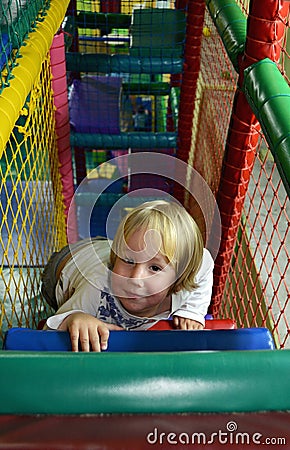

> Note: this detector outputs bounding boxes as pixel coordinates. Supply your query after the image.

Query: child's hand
[173,316,204,330]
[59,312,123,352]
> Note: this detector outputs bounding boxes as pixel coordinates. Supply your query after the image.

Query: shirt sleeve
[172,248,214,326]
[45,278,102,330]
[45,310,84,330]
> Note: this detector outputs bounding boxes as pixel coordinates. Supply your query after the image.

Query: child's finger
[78,329,91,352]
[88,329,102,352]
[98,325,110,351]
[172,316,180,328]
[69,324,80,352]
[191,322,204,330]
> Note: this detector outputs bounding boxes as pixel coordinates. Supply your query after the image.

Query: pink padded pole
[50,31,78,243]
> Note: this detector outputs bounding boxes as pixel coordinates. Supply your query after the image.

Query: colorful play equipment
[0,0,289,447]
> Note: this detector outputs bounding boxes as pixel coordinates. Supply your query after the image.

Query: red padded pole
[174,0,206,204]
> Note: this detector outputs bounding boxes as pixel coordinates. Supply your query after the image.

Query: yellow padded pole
[0,0,70,158]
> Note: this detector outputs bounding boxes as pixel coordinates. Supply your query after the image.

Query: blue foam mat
[3,327,275,352]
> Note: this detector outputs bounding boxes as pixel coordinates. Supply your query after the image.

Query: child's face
[111,228,176,317]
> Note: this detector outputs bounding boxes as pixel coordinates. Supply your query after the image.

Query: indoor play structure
[0,0,289,448]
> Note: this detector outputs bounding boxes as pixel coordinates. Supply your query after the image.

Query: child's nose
[130,264,146,284]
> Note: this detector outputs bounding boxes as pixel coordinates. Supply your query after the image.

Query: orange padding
[149,319,237,330]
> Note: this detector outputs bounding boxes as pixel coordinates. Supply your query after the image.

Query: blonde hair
[110,200,204,294]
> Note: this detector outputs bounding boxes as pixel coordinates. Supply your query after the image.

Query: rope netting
[0,0,51,93]
[0,55,67,337]
[225,141,289,348]
[0,0,69,344]
[184,1,289,348]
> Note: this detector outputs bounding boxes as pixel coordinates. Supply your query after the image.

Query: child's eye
[150,265,162,272]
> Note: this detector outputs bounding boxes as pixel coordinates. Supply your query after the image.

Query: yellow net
[0,0,69,343]
[0,54,67,337]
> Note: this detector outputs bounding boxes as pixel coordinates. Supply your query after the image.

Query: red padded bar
[149,319,237,330]
[0,412,289,449]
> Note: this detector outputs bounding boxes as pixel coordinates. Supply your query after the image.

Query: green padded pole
[1,350,290,414]
[65,53,184,74]
[243,58,290,197]
[122,82,171,95]
[205,0,247,72]
[70,131,177,149]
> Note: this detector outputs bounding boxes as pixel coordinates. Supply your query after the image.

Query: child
[42,200,214,352]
